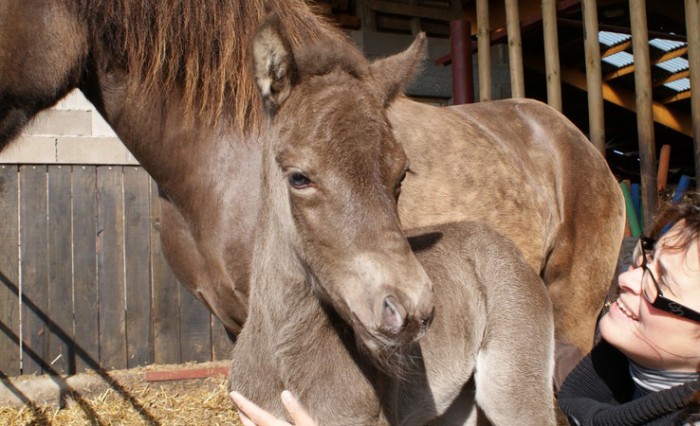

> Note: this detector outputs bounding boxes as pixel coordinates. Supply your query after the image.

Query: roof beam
[659,90,691,104]
[524,55,692,136]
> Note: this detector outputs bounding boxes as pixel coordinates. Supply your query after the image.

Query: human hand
[230,390,317,426]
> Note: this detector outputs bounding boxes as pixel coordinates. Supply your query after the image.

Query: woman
[231,199,700,426]
[558,198,700,425]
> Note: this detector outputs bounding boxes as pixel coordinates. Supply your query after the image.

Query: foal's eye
[288,172,312,189]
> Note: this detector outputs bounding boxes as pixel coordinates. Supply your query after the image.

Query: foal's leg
[475,306,556,426]
[472,257,556,425]
[473,326,555,426]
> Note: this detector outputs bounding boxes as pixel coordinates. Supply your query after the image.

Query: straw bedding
[0,362,242,426]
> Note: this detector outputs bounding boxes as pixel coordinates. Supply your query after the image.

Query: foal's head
[252,17,434,355]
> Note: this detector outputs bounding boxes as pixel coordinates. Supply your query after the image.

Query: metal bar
[630,0,658,233]
[450,19,474,104]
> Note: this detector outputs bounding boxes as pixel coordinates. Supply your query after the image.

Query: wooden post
[542,0,562,111]
[504,0,525,98]
[476,0,491,101]
[686,0,700,183]
[630,0,658,232]
[582,0,606,155]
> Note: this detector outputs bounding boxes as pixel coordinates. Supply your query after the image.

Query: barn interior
[314,0,694,192]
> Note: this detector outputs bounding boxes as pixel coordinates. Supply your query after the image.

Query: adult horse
[230,22,555,425]
[0,1,624,360]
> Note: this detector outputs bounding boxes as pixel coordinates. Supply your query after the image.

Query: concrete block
[0,135,56,163]
[56,136,139,165]
[92,111,117,137]
[55,89,94,110]
[25,109,92,136]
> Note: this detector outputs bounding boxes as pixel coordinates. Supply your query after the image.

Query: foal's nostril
[381,295,405,335]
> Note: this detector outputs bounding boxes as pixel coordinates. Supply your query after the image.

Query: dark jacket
[557,339,700,425]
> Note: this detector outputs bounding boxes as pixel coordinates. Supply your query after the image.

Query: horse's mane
[75,0,353,133]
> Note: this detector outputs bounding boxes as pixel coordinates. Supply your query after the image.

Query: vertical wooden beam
[0,165,20,376]
[409,0,421,35]
[72,166,99,373]
[504,0,525,98]
[97,166,126,370]
[686,0,700,183]
[582,0,606,155]
[47,165,73,374]
[150,181,182,365]
[542,0,562,111]
[358,0,376,32]
[20,165,49,374]
[629,0,657,232]
[123,167,153,368]
[476,0,491,101]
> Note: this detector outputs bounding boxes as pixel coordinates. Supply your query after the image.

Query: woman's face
[599,221,700,371]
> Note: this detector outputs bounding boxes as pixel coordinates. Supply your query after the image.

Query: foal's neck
[248,143,323,327]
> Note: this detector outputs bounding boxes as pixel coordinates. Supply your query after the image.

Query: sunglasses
[632,237,700,324]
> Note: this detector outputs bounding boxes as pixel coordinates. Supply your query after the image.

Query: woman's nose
[618,266,644,294]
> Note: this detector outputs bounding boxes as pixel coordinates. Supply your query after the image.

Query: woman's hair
[651,193,700,252]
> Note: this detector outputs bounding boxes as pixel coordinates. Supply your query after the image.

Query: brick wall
[0,90,138,165]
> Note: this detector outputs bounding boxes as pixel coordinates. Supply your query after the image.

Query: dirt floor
[0,360,242,425]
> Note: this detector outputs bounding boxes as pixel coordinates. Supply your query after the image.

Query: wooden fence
[0,165,232,377]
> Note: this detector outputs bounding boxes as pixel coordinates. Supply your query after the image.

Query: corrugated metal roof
[602,51,635,68]
[656,57,688,74]
[664,78,690,93]
[649,38,686,52]
[599,31,631,47]
[598,33,688,95]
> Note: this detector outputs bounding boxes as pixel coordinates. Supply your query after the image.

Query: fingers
[230,391,291,426]
[281,390,316,426]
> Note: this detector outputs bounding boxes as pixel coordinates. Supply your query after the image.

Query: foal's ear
[368,33,427,104]
[252,15,298,115]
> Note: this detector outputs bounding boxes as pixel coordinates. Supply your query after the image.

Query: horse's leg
[544,171,625,381]
[0,2,87,146]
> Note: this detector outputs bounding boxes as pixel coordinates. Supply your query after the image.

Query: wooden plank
[0,165,20,376]
[96,166,126,370]
[72,166,99,373]
[123,167,152,368]
[150,180,181,365]
[19,165,49,374]
[47,166,73,374]
[180,285,212,363]
[211,315,233,361]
